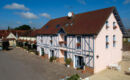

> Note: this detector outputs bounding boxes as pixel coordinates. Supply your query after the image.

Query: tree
[8,26,11,30]
[2,41,9,50]
[15,25,31,30]
[67,74,80,80]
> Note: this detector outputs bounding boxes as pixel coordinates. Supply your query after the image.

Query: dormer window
[56,24,60,28]
[106,21,109,29]
[46,26,49,29]
[113,22,117,29]
[65,23,69,27]
[70,23,73,26]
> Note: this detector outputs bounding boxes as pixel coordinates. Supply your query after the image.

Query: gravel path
[89,51,130,80]
[0,47,91,80]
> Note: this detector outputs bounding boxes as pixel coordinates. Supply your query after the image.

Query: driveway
[0,47,91,80]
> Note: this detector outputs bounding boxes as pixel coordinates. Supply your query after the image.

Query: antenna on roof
[68,12,74,18]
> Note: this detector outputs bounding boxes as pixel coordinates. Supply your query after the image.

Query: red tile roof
[0,30,29,38]
[27,29,40,37]
[39,7,115,35]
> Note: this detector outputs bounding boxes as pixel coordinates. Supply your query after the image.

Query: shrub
[65,58,72,65]
[23,46,28,50]
[67,74,80,80]
[49,56,57,62]
[41,53,44,56]
[34,51,39,55]
[50,57,54,62]
[2,41,9,50]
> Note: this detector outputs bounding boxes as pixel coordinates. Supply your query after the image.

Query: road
[0,48,90,80]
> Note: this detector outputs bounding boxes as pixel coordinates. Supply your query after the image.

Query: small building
[0,38,2,50]
[17,30,39,50]
[37,7,125,73]
[0,30,28,47]
[123,29,130,42]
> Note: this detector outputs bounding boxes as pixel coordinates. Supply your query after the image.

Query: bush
[34,51,39,55]
[67,74,80,80]
[50,57,54,62]
[65,58,72,65]
[49,56,57,62]
[41,53,44,56]
[23,46,28,50]
[2,41,9,50]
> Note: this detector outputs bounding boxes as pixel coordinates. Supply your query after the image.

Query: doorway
[41,48,44,56]
[75,55,84,69]
[50,50,54,57]
[64,51,67,61]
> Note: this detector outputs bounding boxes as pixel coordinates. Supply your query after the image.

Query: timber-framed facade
[37,7,125,73]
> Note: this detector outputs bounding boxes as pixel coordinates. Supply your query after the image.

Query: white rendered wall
[94,13,123,73]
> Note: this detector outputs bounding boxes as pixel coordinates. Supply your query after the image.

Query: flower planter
[77,43,81,47]
[82,70,86,74]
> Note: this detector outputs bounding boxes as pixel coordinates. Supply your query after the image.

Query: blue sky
[0,0,130,29]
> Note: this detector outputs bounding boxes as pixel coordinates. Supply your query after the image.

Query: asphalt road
[0,48,90,80]
[0,51,45,80]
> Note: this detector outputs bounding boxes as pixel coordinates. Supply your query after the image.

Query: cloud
[29,21,33,24]
[16,21,21,24]
[40,13,51,19]
[123,0,130,4]
[18,12,38,19]
[77,0,86,5]
[4,3,29,10]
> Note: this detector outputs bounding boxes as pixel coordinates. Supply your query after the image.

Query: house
[0,30,28,47]
[0,37,2,50]
[17,29,39,50]
[0,30,17,47]
[123,29,130,42]
[37,7,124,73]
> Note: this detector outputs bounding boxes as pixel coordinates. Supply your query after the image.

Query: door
[75,55,84,69]
[50,50,54,57]
[64,51,67,61]
[41,48,44,56]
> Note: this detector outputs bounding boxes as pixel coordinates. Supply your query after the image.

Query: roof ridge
[51,6,115,21]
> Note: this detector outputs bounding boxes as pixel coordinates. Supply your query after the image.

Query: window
[65,23,69,27]
[106,21,109,29]
[70,23,73,26]
[113,22,116,26]
[41,38,43,43]
[64,36,67,46]
[50,36,52,45]
[45,26,49,29]
[113,35,116,47]
[41,48,44,56]
[106,35,109,48]
[56,24,60,28]
[77,36,81,43]
[77,36,81,49]
[113,22,117,29]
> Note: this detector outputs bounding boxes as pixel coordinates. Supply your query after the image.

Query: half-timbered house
[37,7,125,73]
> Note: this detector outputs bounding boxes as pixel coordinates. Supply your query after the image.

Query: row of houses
[0,30,38,50]
[0,7,128,73]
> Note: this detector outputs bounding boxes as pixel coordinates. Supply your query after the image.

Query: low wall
[123,42,130,51]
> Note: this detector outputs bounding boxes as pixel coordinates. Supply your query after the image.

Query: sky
[0,0,130,29]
